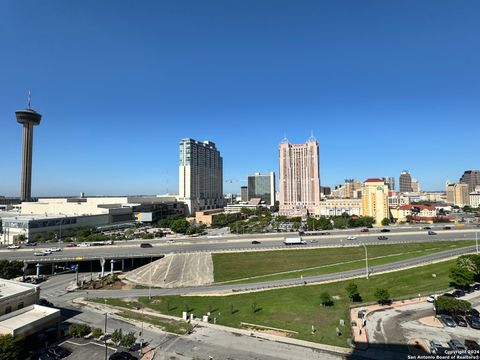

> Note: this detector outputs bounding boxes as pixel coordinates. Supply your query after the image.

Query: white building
[470,192,480,208]
[314,199,362,217]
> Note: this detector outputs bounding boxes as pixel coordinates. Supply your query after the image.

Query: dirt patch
[418,315,444,328]
[241,326,291,338]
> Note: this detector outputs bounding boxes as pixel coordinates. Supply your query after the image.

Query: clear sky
[1,0,479,197]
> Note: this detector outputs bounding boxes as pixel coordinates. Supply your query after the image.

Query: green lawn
[116,310,192,335]
[212,240,474,283]
[97,259,457,347]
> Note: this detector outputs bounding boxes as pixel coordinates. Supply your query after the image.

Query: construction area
[124,252,214,288]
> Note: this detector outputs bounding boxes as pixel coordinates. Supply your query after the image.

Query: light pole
[149,256,153,300]
[361,243,369,279]
[476,232,478,255]
[104,311,108,360]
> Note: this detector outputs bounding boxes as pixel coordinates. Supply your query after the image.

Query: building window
[5,306,12,314]
[18,302,24,310]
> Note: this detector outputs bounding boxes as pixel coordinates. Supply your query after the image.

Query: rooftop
[0,278,38,302]
[364,178,384,183]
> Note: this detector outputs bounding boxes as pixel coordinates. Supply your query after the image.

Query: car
[41,249,52,255]
[426,294,437,303]
[466,314,480,329]
[109,351,138,360]
[78,242,91,247]
[319,232,330,235]
[465,339,480,351]
[428,231,437,235]
[442,292,455,297]
[429,339,449,355]
[167,240,175,244]
[65,243,77,247]
[377,236,388,240]
[310,239,318,243]
[34,251,47,256]
[38,298,53,307]
[453,315,467,327]
[472,283,480,291]
[140,243,153,248]
[251,240,261,244]
[440,314,456,327]
[346,236,357,240]
[443,226,452,230]
[25,242,37,246]
[380,229,390,232]
[49,247,61,252]
[47,345,71,359]
[36,353,56,360]
[423,226,432,230]
[7,244,21,249]
[452,289,465,298]
[470,308,480,317]
[360,228,369,232]
[447,339,467,355]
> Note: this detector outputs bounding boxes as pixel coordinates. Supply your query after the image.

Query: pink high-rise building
[279,135,321,216]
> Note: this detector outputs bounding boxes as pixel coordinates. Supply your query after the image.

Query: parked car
[426,294,437,303]
[429,339,448,355]
[346,236,357,240]
[65,243,77,247]
[447,339,467,355]
[443,226,452,230]
[442,292,455,297]
[440,314,456,327]
[470,308,480,317]
[49,247,61,252]
[428,231,437,235]
[453,315,467,327]
[109,351,138,360]
[472,283,480,291]
[140,243,153,248]
[360,228,369,232]
[251,240,261,244]
[452,289,465,298]
[7,244,21,249]
[380,229,390,232]
[38,298,53,307]
[25,242,37,246]
[465,339,480,351]
[466,314,480,329]
[47,345,71,359]
[36,353,56,360]
[377,236,388,240]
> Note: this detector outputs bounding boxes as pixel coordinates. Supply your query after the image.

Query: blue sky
[1,0,479,196]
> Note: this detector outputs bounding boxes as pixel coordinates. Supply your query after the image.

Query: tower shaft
[20,122,34,201]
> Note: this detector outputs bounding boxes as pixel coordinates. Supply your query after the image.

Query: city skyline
[2,1,480,196]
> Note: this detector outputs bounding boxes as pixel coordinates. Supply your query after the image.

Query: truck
[284,236,306,245]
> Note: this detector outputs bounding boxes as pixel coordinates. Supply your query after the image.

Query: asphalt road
[1,228,479,262]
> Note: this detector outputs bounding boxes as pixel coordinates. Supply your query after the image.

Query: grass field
[96,259,458,347]
[212,240,474,283]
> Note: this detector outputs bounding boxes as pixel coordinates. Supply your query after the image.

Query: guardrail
[24,253,165,264]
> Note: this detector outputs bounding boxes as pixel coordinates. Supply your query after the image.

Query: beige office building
[279,136,321,216]
[453,183,469,207]
[361,178,389,225]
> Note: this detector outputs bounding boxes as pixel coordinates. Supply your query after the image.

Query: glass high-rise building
[247,172,275,206]
[178,138,224,214]
[399,170,413,193]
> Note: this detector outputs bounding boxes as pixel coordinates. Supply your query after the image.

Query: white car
[34,251,46,256]
[78,242,90,247]
[167,240,175,244]
[49,247,61,252]
[41,250,52,255]
[7,244,21,249]
[427,294,438,303]
[347,236,357,240]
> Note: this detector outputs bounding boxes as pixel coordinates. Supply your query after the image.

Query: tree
[405,215,412,223]
[320,292,333,306]
[435,295,471,315]
[0,260,24,279]
[111,328,123,346]
[34,233,43,242]
[381,218,390,226]
[120,332,136,348]
[346,282,361,302]
[449,265,475,288]
[17,234,26,242]
[170,218,190,234]
[374,288,391,305]
[68,324,91,338]
[91,328,103,339]
[0,334,23,360]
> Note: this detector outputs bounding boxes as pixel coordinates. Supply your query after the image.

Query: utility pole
[476,232,478,255]
[104,312,108,360]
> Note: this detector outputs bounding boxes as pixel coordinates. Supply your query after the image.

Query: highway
[0,227,478,262]
[45,244,478,303]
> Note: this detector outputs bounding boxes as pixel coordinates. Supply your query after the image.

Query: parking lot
[61,340,122,360]
[366,290,480,356]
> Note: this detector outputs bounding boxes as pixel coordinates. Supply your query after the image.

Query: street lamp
[361,243,369,279]
[476,232,478,255]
